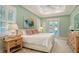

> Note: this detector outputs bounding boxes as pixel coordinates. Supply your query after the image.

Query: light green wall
[70,6,79,29]
[16,6,71,37]
[59,15,70,37]
[16,6,40,29]
[41,15,70,37]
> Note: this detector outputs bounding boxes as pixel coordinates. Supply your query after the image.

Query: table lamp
[69,26,74,31]
[11,24,18,35]
[39,27,43,32]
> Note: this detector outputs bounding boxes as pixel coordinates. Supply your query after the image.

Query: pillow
[26,29,33,35]
[32,29,39,34]
[26,29,39,35]
[35,29,39,33]
[32,29,36,34]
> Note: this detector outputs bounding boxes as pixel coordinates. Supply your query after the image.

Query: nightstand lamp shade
[12,24,19,34]
[69,26,74,31]
[39,27,43,32]
[9,24,18,36]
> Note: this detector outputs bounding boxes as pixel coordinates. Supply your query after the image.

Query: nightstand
[0,36,5,53]
[4,33,23,53]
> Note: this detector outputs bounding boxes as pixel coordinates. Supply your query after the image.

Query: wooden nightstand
[4,33,23,53]
[0,36,5,53]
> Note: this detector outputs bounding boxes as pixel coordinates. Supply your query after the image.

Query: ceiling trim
[70,5,77,15]
[41,14,70,19]
[20,5,41,18]
[21,5,76,18]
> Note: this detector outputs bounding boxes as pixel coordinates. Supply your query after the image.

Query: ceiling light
[38,5,66,15]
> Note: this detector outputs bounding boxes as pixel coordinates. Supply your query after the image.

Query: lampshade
[39,27,43,30]
[39,27,43,32]
[69,26,74,30]
[5,24,18,36]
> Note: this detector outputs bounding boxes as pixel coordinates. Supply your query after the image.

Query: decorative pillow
[26,29,39,35]
[26,29,33,35]
[35,29,39,33]
[32,29,39,34]
[31,29,35,34]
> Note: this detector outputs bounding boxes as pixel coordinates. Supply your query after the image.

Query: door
[48,19,59,36]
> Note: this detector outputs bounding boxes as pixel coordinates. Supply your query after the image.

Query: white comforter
[22,33,54,47]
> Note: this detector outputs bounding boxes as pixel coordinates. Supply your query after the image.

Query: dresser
[68,31,79,53]
[4,33,23,53]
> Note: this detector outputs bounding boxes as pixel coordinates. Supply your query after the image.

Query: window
[0,6,6,35]
[48,18,59,36]
[0,6,16,36]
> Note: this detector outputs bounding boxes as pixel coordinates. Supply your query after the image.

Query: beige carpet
[16,38,73,53]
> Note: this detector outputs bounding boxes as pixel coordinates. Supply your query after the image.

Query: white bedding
[22,33,54,47]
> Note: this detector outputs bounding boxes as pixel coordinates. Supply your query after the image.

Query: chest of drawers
[68,32,79,52]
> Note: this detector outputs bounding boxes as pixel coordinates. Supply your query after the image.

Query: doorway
[47,18,59,36]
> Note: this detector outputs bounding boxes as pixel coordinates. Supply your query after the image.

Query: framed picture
[24,17,34,29]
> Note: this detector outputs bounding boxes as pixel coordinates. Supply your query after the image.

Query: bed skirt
[23,39,55,53]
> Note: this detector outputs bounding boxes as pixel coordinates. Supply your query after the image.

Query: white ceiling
[22,5,76,17]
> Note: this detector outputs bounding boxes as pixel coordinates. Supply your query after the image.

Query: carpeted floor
[16,38,73,53]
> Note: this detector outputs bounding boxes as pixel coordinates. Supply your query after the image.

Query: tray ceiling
[22,5,76,17]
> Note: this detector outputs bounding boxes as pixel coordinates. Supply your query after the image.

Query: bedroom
[0,5,79,53]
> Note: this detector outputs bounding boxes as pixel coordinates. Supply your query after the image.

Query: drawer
[75,32,79,35]
[70,40,75,45]
[8,42,16,48]
[72,47,76,52]
[9,40,16,44]
[9,39,22,46]
[17,39,22,42]
[70,45,76,52]
[17,40,22,45]
[71,42,75,46]
[15,37,22,40]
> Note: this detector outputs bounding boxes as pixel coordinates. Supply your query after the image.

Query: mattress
[22,33,54,47]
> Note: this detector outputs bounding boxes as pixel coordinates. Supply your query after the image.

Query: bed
[22,30,55,53]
